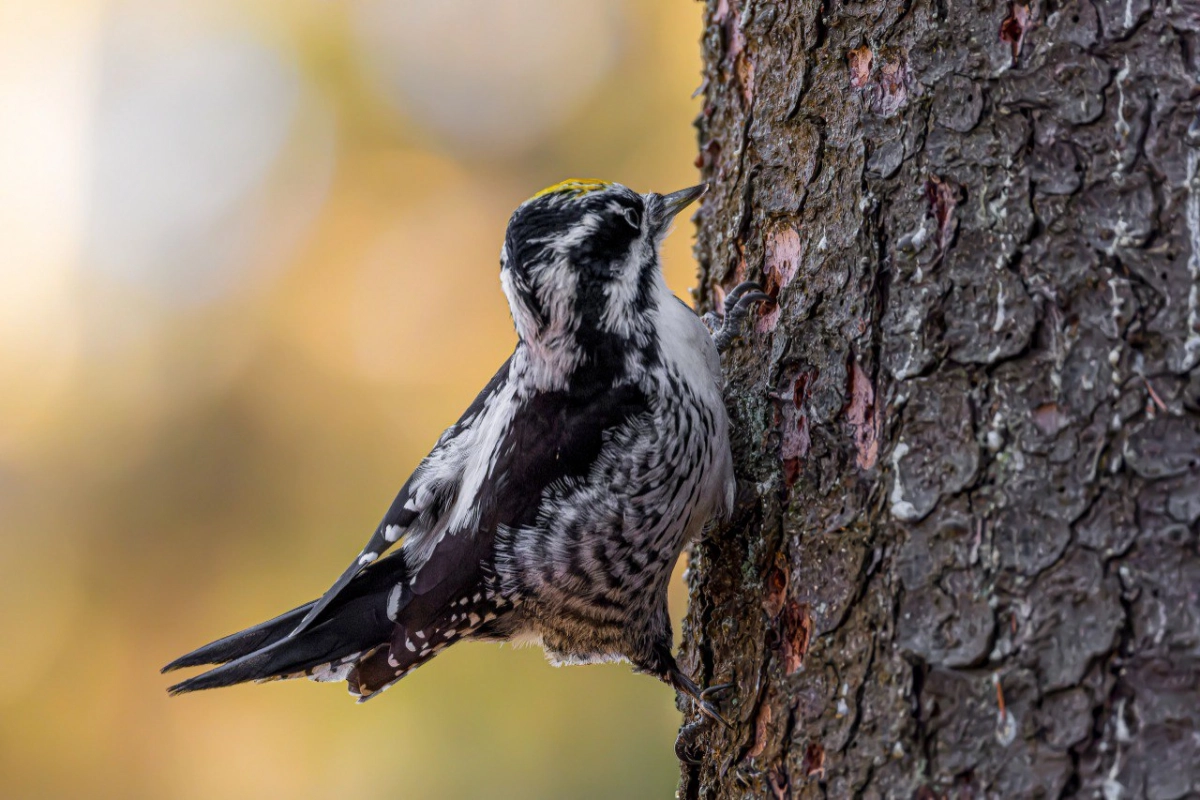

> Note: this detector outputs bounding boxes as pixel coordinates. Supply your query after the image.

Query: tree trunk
[680,0,1200,797]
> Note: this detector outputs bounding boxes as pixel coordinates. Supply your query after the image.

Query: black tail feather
[166,623,361,695]
[290,559,362,637]
[161,601,315,673]
[165,553,409,695]
[167,647,290,695]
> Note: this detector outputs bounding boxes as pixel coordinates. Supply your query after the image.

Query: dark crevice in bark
[907,653,934,777]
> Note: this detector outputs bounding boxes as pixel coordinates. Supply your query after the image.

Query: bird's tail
[163,554,408,697]
[161,601,315,674]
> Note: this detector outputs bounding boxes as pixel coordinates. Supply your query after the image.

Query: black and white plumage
[163,179,766,722]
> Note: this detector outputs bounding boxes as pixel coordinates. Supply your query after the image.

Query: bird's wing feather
[407,375,652,605]
[290,356,515,635]
[344,376,654,697]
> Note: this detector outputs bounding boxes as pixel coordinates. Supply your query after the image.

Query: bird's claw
[705,281,773,353]
[700,682,735,703]
[670,669,736,729]
[671,674,737,765]
[696,695,733,729]
[675,718,708,765]
[723,280,770,310]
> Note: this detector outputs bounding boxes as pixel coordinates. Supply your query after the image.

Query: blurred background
[0,1,706,797]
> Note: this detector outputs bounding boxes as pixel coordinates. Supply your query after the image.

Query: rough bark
[679,0,1200,797]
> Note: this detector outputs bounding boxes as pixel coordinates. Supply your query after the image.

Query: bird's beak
[660,183,708,219]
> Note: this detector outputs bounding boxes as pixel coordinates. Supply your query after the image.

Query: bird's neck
[512,331,586,394]
[512,315,659,396]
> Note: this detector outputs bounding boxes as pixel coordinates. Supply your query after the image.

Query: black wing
[343,374,654,697]
[398,376,653,616]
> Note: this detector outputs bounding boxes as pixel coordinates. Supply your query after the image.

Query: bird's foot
[675,718,709,765]
[703,281,773,353]
[669,668,735,729]
[700,682,735,703]
[670,673,737,765]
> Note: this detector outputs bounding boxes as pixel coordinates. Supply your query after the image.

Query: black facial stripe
[571,218,639,278]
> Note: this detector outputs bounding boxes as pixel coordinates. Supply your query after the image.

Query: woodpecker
[163,179,767,729]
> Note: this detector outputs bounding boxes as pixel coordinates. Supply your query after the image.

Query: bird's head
[500,179,705,377]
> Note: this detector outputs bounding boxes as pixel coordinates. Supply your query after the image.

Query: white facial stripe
[547,212,602,253]
[532,255,580,339]
[501,269,540,341]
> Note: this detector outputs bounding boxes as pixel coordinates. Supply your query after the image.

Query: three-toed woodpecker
[163,179,767,725]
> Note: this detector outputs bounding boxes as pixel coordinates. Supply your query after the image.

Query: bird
[162,178,768,729]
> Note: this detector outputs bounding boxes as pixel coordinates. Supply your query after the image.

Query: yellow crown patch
[530,179,612,201]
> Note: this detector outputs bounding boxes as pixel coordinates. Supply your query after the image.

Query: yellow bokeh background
[0,1,706,797]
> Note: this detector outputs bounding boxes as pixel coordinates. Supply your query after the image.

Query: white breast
[653,281,736,519]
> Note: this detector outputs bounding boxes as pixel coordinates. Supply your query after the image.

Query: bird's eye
[623,208,641,229]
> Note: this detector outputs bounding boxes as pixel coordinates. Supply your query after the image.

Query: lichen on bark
[679,0,1200,797]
